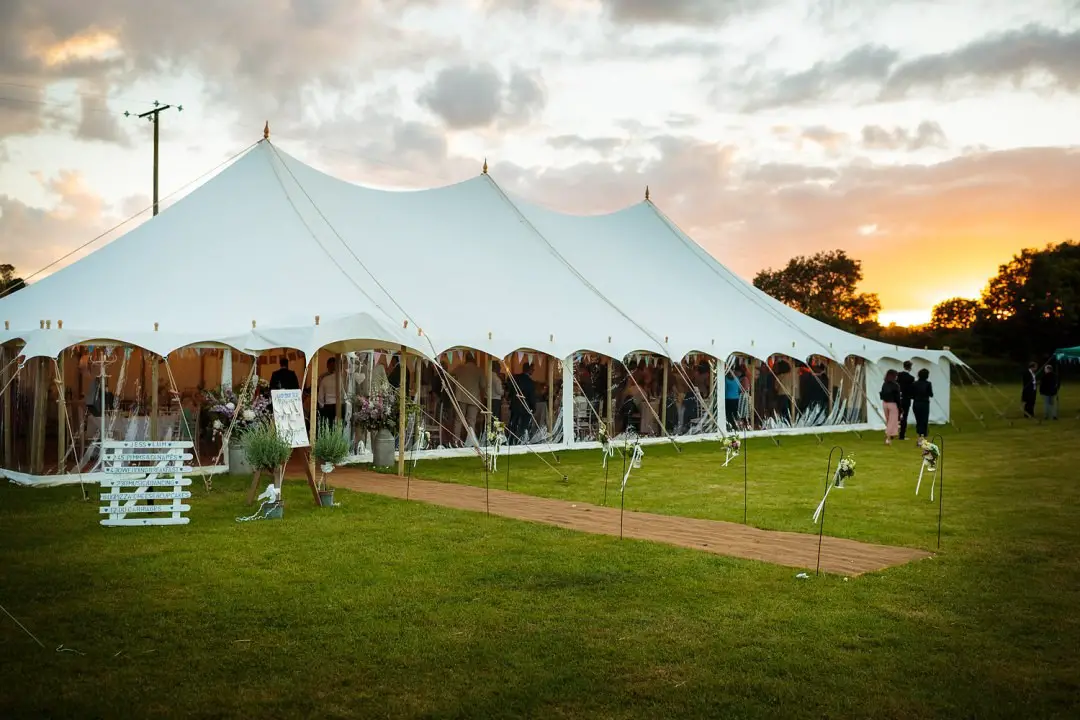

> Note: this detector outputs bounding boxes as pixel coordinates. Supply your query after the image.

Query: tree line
[752,242,1080,367]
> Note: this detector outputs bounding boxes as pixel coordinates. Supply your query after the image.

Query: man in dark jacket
[510,363,537,443]
[1039,364,1060,420]
[897,361,915,440]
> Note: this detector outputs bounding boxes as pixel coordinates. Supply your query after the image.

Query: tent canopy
[0,139,959,368]
[1055,346,1080,361]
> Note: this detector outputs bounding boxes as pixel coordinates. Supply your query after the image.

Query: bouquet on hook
[598,420,615,468]
[835,454,856,488]
[917,438,940,472]
[721,435,741,467]
[351,385,398,433]
[485,418,507,472]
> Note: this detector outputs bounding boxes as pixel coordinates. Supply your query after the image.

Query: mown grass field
[1,385,1077,718]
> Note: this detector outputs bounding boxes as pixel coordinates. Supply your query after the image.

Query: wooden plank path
[331,469,931,576]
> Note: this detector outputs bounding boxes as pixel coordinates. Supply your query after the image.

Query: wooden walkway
[330,469,931,576]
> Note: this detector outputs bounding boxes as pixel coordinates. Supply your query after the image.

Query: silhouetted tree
[930,297,980,331]
[974,241,1080,360]
[0,264,26,296]
[753,249,881,332]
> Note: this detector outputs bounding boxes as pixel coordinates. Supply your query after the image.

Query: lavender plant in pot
[313,418,350,507]
[241,419,292,519]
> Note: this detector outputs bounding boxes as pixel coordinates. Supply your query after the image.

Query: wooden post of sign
[306,350,321,504]
[546,357,555,438]
[660,357,670,431]
[397,346,408,476]
[150,355,160,440]
[1,346,11,468]
[57,353,67,472]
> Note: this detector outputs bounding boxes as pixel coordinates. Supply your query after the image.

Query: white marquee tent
[0,138,960,478]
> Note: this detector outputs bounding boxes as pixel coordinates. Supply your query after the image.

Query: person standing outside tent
[1021,362,1038,418]
[451,353,483,446]
[317,356,339,423]
[879,369,901,445]
[896,361,915,440]
[910,368,934,438]
[1040,364,1060,420]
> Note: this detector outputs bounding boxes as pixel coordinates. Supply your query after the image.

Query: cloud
[880,24,1080,98]
[861,121,947,151]
[0,0,460,142]
[493,140,1080,312]
[548,135,625,154]
[600,0,766,26]
[741,24,1080,110]
[801,125,849,151]
[418,64,546,130]
[0,169,137,278]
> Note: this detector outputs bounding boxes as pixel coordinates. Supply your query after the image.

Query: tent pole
[606,359,613,431]
[57,352,66,471]
[335,353,343,424]
[748,359,756,431]
[1,346,11,468]
[547,357,554,439]
[660,357,669,432]
[308,350,320,500]
[486,352,493,435]
[150,355,159,440]
[397,345,407,477]
[32,358,47,474]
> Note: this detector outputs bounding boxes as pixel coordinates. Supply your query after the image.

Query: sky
[1,0,1079,326]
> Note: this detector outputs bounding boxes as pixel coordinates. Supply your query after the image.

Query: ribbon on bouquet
[621,442,644,494]
[486,430,506,472]
[915,458,938,501]
[812,466,842,524]
[601,439,615,468]
[722,441,740,468]
[236,483,281,523]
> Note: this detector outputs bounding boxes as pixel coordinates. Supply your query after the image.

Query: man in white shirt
[318,356,339,424]
[451,354,483,445]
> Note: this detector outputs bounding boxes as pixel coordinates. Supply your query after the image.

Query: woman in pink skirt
[880,369,902,445]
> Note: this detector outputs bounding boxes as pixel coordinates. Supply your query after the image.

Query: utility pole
[125,101,182,216]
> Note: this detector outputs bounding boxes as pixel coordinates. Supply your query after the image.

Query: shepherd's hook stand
[815,445,844,577]
[932,433,945,550]
[742,429,749,525]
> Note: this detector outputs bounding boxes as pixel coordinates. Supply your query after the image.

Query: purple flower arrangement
[352,386,398,433]
[203,380,271,437]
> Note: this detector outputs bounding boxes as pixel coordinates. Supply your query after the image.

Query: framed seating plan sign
[271,389,309,448]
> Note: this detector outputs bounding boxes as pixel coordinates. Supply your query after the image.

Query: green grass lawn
[1,385,1078,718]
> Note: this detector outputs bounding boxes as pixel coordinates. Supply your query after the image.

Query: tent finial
[57,320,63,329]
[482,158,488,174]
[154,322,159,332]
[645,185,650,201]
[263,121,270,140]
[3,321,7,330]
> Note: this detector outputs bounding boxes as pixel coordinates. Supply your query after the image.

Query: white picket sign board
[271,389,310,448]
[99,440,194,527]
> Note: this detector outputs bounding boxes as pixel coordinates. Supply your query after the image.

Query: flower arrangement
[204,380,271,438]
[836,454,856,482]
[351,385,398,433]
[598,420,609,446]
[722,436,741,452]
[487,418,506,446]
[918,438,940,472]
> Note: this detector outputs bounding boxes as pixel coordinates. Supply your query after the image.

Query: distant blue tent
[1054,346,1080,362]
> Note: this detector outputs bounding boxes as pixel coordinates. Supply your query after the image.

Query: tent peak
[482,158,488,175]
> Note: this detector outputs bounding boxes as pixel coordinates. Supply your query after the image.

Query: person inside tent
[896,361,915,440]
[509,362,536,443]
[317,356,339,424]
[269,357,299,391]
[724,370,741,431]
[910,368,934,438]
[451,353,483,446]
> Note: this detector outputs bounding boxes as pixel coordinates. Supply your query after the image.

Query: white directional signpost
[99,440,194,527]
